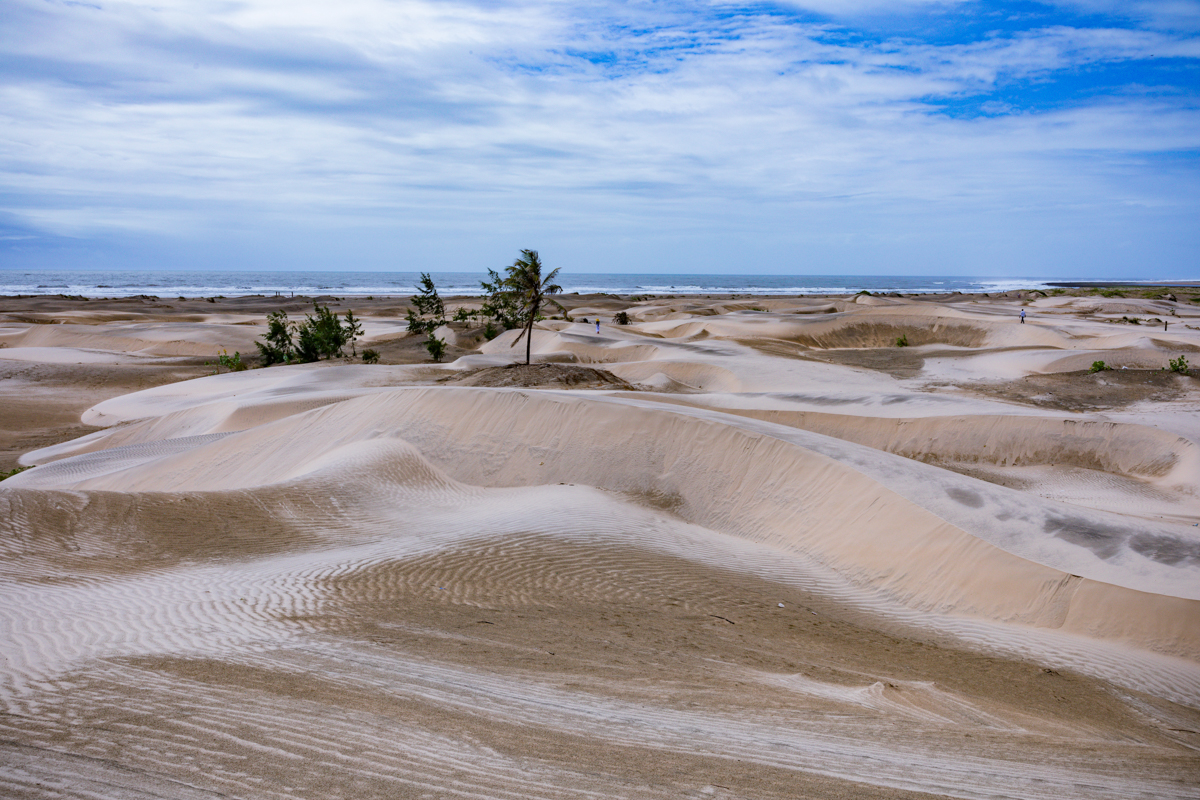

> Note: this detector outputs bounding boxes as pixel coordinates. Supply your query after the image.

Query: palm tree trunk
[525,299,538,364]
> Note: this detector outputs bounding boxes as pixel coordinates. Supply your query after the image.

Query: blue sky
[1,0,1198,277]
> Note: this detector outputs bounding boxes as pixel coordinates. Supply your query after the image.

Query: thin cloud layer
[1,0,1197,275]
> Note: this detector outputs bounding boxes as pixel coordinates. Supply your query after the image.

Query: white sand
[2,290,1198,799]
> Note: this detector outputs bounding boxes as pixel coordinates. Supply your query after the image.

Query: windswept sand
[2,290,1199,799]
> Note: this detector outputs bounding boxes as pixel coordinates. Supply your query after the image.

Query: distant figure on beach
[595,320,601,334]
[1019,308,1026,324]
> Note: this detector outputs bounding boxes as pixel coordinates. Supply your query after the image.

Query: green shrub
[425,334,447,363]
[208,349,247,373]
[219,350,246,371]
[1169,355,1189,374]
[343,310,363,356]
[613,311,631,325]
[256,309,295,364]
[478,268,523,331]
[1089,360,1110,373]
[896,334,909,347]
[484,321,499,340]
[362,349,380,364]
[0,466,30,481]
[295,303,351,362]
[406,273,446,334]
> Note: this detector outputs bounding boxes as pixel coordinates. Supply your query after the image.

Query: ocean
[0,269,1066,299]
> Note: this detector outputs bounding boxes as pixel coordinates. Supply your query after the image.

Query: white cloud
[1,0,1197,273]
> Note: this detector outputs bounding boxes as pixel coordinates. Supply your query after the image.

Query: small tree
[343,310,364,356]
[425,334,447,362]
[478,268,524,330]
[498,249,563,365]
[406,273,445,335]
[295,302,350,362]
[256,310,295,365]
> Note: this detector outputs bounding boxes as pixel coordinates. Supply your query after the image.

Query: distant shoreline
[1046,281,1200,288]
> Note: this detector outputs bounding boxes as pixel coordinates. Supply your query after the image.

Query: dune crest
[2,290,1199,799]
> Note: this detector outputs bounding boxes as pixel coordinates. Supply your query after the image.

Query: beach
[1,287,1198,799]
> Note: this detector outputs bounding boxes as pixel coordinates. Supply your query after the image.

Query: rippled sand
[2,291,1199,799]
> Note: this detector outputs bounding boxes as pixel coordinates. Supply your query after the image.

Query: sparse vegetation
[296,303,353,362]
[425,334,447,363]
[362,348,380,364]
[895,334,909,347]
[343,310,363,356]
[406,273,446,335]
[255,303,359,365]
[1168,355,1189,374]
[613,311,631,325]
[502,249,564,365]
[216,350,247,372]
[256,309,295,365]
[1090,360,1111,373]
[477,269,524,331]
[0,466,30,481]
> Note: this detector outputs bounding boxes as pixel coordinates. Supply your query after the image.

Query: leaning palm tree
[504,249,563,365]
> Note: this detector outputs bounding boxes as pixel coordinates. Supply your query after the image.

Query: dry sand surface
[2,289,1199,799]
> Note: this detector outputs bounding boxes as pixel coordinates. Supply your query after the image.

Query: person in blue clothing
[1020,308,1026,324]
[595,320,600,334]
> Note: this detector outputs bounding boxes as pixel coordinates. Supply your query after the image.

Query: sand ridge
[1,290,1199,799]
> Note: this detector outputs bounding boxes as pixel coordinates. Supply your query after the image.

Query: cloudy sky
[2,0,1198,276]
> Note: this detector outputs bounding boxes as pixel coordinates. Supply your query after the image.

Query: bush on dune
[255,303,360,365]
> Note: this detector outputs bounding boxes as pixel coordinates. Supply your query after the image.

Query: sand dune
[2,290,1199,799]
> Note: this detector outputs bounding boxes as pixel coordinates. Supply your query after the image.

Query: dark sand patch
[0,359,212,472]
[958,369,1199,412]
[446,363,637,390]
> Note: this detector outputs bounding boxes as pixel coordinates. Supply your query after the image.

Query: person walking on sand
[1020,308,1026,324]
[595,319,601,334]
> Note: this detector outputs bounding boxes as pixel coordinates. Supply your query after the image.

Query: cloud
[0,0,1197,274]
[1045,0,1200,31]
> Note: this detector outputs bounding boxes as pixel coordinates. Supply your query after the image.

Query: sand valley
[1,289,1199,799]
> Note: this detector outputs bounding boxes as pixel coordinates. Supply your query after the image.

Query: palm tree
[504,249,563,365]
